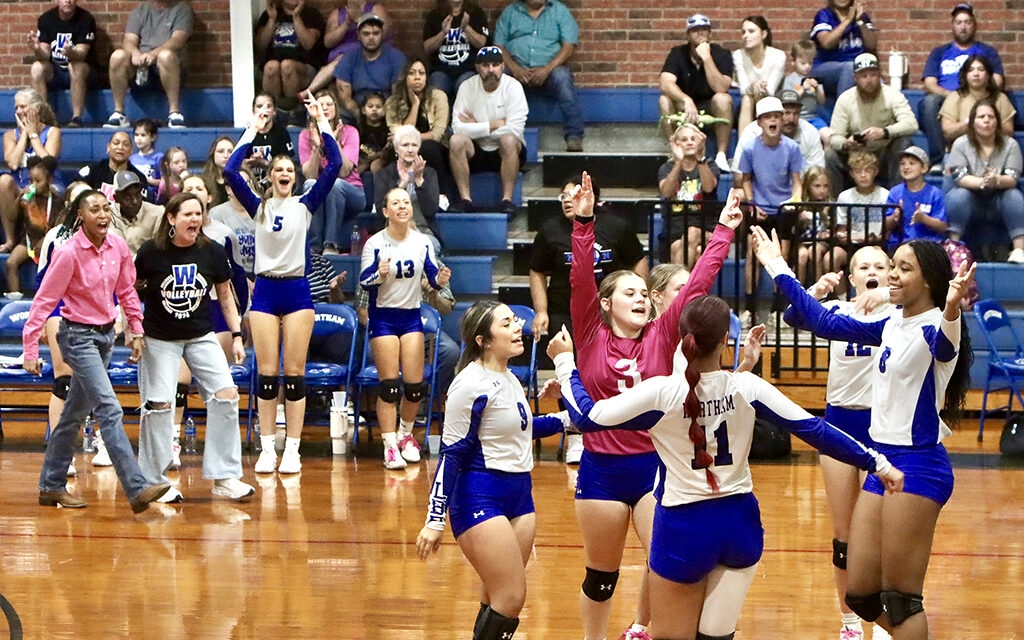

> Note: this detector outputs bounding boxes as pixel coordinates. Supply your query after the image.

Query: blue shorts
[250,276,313,317]
[368,307,423,339]
[825,404,873,447]
[209,300,229,333]
[449,469,534,538]
[863,442,954,506]
[650,493,764,584]
[807,116,829,130]
[575,450,660,507]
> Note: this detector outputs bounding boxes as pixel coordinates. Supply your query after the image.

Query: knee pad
[52,375,70,400]
[256,374,280,401]
[832,538,848,570]
[696,633,735,640]
[581,567,619,602]
[175,383,189,407]
[379,378,402,404]
[404,380,426,403]
[474,606,519,640]
[880,590,924,627]
[845,592,883,622]
[283,375,306,402]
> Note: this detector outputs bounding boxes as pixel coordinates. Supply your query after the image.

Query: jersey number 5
[615,358,641,392]
[271,215,283,232]
[690,421,734,469]
[393,259,415,279]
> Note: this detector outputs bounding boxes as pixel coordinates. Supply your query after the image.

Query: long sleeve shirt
[23,228,144,360]
[451,74,528,151]
[829,85,919,153]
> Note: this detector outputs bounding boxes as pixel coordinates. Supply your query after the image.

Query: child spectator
[795,165,836,282]
[243,93,295,191]
[885,146,948,250]
[657,123,719,268]
[358,92,390,174]
[836,151,889,246]
[784,38,828,130]
[156,146,188,204]
[130,118,162,189]
[7,156,59,296]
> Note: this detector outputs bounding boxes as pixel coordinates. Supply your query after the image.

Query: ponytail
[680,333,719,492]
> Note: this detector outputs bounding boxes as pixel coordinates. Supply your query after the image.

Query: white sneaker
[212,478,256,500]
[169,439,181,470]
[278,449,301,474]
[398,434,421,463]
[103,111,130,128]
[564,433,584,464]
[91,433,112,467]
[384,445,407,469]
[1008,248,1024,264]
[156,487,184,503]
[714,151,731,173]
[67,461,77,477]
[872,625,892,640]
[254,448,278,474]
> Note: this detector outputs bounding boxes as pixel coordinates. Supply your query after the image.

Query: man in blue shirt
[919,3,1004,169]
[333,13,406,114]
[493,0,583,151]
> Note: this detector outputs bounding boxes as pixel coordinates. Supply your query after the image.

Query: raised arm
[224,127,262,217]
[568,173,603,344]
[299,98,343,214]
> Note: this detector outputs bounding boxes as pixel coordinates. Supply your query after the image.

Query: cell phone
[853,132,866,144]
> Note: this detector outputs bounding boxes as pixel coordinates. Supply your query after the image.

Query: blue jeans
[946,186,1024,239]
[919,93,946,165]
[528,65,584,140]
[429,70,475,102]
[305,178,366,251]
[39,323,148,500]
[812,61,855,100]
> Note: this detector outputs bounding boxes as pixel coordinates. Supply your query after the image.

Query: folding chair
[973,299,1024,441]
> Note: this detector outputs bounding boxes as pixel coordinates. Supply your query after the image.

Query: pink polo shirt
[22,228,144,360]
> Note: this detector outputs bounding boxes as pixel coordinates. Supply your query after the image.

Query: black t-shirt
[661,43,735,103]
[37,6,97,69]
[136,239,232,341]
[249,123,295,186]
[530,213,646,317]
[422,5,491,76]
[255,7,326,65]
[79,160,151,202]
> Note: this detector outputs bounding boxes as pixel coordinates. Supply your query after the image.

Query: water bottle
[183,417,197,455]
[82,416,96,453]
[253,418,262,453]
[135,66,149,86]
[21,184,36,203]
[350,227,362,255]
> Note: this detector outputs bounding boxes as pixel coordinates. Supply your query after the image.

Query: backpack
[942,240,979,310]
[1000,412,1024,456]
[749,418,792,459]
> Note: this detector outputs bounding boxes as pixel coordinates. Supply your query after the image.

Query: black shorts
[469,141,526,172]
[755,207,797,241]
[665,200,723,237]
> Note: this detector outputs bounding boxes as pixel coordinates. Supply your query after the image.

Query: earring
[168,226,175,238]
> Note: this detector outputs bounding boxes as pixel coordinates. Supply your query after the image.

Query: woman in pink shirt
[23,189,171,513]
[569,173,742,640]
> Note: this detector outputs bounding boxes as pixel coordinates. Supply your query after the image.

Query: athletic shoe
[621,626,653,640]
[564,433,584,465]
[167,112,187,128]
[1008,248,1024,264]
[254,448,278,474]
[840,628,864,640]
[169,439,181,470]
[91,432,112,467]
[872,625,892,640]
[67,461,77,477]
[66,116,84,128]
[212,478,256,500]
[156,487,184,503]
[384,445,407,470]
[103,111,130,128]
[500,199,517,217]
[278,449,301,474]
[398,434,421,463]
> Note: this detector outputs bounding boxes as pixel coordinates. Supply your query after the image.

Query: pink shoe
[622,626,652,640]
[398,434,421,463]
[840,628,864,640]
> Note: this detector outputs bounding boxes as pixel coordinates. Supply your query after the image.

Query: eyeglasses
[558,192,574,202]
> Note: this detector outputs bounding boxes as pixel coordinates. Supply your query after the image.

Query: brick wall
[0,0,1021,91]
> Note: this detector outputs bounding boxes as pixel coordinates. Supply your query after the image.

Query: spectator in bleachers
[306,0,392,94]
[884,145,948,250]
[732,89,825,175]
[385,58,454,201]
[255,0,327,127]
[939,54,1015,148]
[658,123,719,268]
[783,38,829,132]
[29,0,97,128]
[105,0,192,129]
[6,157,59,297]
[945,99,1024,263]
[794,166,838,281]
[129,118,162,192]
[357,91,390,175]
[920,3,1004,171]
[156,146,187,204]
[333,13,405,114]
[449,46,528,215]
[108,170,163,255]
[202,135,235,208]
[0,89,61,253]
[300,90,365,254]
[209,166,257,278]
[732,16,786,134]
[79,131,149,202]
[809,0,876,99]
[835,151,889,247]
[422,0,490,101]
[373,125,441,251]
[826,53,918,191]
[658,14,734,172]
[243,93,295,192]
[493,0,583,152]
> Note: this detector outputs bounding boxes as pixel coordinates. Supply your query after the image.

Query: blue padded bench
[435,213,507,251]
[0,88,235,127]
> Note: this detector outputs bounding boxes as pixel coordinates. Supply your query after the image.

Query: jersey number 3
[690,421,734,469]
[615,358,641,392]
[393,260,415,279]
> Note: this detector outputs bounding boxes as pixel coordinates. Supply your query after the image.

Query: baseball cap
[853,53,879,73]
[901,146,929,165]
[113,171,141,192]
[686,14,712,30]
[778,88,802,106]
[951,2,974,16]
[755,96,784,118]
[356,12,385,29]
[476,46,504,64]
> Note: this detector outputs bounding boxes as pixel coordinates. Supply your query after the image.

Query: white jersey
[821,300,893,408]
[359,227,440,309]
[424,362,566,529]
[768,258,960,446]
[556,353,888,507]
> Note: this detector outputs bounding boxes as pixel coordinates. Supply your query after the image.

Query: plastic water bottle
[135,66,149,86]
[350,227,362,255]
[253,418,262,453]
[82,416,96,453]
[183,417,197,455]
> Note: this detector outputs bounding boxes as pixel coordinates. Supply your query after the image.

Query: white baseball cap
[755,97,784,118]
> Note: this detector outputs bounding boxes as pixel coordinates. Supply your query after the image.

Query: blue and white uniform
[202,218,250,332]
[768,257,959,504]
[554,351,891,583]
[359,227,442,339]
[223,122,341,317]
[424,362,566,537]
[37,223,76,319]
